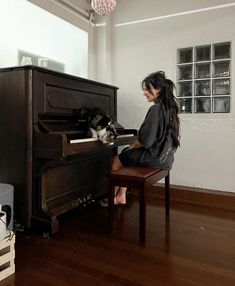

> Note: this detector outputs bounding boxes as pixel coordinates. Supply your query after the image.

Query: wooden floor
[1,195,235,286]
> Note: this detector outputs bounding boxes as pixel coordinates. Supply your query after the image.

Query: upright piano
[0,66,137,233]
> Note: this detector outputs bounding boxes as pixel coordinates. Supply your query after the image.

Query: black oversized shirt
[137,103,175,169]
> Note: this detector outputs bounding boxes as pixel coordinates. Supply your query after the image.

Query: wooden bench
[108,167,170,243]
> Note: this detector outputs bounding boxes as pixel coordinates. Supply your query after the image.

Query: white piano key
[69,134,135,144]
[70,138,98,144]
[116,134,135,138]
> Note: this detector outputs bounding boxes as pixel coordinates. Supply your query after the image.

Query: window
[177,42,231,113]
[0,0,88,78]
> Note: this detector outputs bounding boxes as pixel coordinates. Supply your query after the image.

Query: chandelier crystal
[91,0,117,16]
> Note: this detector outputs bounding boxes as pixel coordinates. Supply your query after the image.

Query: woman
[101,71,180,206]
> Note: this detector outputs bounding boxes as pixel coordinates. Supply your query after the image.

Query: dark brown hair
[142,71,180,148]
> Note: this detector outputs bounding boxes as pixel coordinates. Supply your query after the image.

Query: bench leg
[165,172,170,217]
[108,183,115,235]
[139,185,146,243]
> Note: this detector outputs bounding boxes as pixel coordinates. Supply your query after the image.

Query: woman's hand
[129,140,143,149]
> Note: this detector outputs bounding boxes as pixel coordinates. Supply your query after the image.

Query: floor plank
[1,196,235,286]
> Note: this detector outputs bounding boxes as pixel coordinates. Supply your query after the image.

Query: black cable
[0,217,15,241]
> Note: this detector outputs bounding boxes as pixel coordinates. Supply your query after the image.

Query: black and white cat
[74,107,118,144]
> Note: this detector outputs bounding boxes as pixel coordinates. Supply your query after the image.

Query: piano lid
[38,112,127,133]
[38,113,86,136]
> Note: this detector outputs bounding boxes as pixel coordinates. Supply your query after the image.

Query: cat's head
[91,124,117,144]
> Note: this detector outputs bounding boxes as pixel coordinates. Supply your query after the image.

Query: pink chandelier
[91,0,117,16]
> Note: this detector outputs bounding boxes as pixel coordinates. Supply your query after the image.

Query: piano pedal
[42,232,50,239]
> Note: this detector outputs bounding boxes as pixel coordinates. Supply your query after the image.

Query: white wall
[29,0,97,79]
[98,0,235,192]
[0,0,89,78]
[7,0,234,192]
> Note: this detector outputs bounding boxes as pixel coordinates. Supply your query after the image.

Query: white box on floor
[0,232,15,281]
[0,183,14,230]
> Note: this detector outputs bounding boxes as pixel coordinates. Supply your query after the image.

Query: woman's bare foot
[114,195,126,205]
[99,186,127,207]
[99,195,126,207]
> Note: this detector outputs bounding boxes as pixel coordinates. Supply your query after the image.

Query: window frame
[177,42,231,114]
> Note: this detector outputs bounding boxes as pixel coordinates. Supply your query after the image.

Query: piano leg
[49,214,60,234]
[31,213,59,236]
[108,182,115,235]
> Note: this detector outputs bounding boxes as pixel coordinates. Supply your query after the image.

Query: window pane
[178,65,192,80]
[0,0,88,77]
[213,61,230,77]
[195,63,210,78]
[195,80,210,96]
[213,42,230,59]
[178,98,192,113]
[212,79,230,95]
[178,48,193,63]
[195,98,211,113]
[178,82,192,97]
[195,45,210,61]
[213,97,230,113]
[177,42,231,114]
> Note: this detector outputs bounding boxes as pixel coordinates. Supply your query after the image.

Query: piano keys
[0,65,137,234]
[70,134,136,144]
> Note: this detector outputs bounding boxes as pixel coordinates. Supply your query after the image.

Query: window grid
[177,42,231,114]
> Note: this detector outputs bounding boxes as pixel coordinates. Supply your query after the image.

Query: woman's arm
[138,104,160,149]
[129,139,143,149]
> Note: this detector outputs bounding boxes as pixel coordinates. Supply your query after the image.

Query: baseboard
[146,184,235,212]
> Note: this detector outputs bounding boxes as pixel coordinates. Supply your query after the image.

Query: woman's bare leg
[100,156,127,206]
[114,187,127,205]
[112,156,127,205]
[112,155,123,171]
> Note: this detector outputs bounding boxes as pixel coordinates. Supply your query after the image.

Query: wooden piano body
[0,66,137,233]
